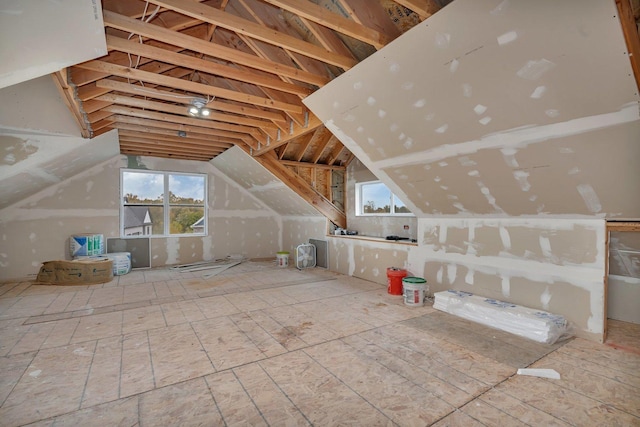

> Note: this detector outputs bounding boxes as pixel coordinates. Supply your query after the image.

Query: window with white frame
[355,181,413,216]
[121,169,207,237]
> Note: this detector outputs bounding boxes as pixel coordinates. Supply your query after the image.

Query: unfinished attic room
[2,0,640,424]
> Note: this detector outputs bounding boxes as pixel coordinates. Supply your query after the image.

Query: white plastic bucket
[276,251,289,268]
[403,277,427,306]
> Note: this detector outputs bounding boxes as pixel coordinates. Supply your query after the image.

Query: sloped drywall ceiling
[211,146,323,217]
[0,129,120,210]
[0,0,106,89]
[304,0,640,218]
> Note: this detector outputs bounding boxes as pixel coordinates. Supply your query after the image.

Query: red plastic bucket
[387,267,407,295]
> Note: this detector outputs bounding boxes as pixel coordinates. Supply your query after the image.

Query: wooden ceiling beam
[92,118,116,132]
[310,128,334,164]
[50,70,91,138]
[392,0,441,20]
[252,114,323,156]
[104,104,265,145]
[119,137,226,155]
[95,92,279,132]
[118,130,235,148]
[76,60,303,114]
[120,146,215,160]
[260,0,389,49]
[144,0,357,69]
[87,109,115,124]
[95,79,287,123]
[103,10,329,86]
[279,159,345,171]
[336,0,401,40]
[112,115,254,145]
[327,142,346,166]
[294,132,315,162]
[106,35,312,97]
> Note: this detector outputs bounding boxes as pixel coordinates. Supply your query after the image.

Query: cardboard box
[36,259,113,285]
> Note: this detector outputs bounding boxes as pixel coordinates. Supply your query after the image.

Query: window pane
[169,207,205,234]
[123,205,163,236]
[362,182,391,213]
[394,197,411,213]
[169,174,205,204]
[122,172,164,204]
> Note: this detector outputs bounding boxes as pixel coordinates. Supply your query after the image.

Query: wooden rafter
[144,0,358,69]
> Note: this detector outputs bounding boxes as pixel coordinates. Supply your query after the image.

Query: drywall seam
[371,103,640,169]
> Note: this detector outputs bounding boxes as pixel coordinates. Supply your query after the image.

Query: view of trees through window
[358,181,412,215]
[121,170,206,236]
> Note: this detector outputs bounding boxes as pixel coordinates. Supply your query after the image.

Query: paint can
[386,267,407,295]
[276,251,289,268]
[403,277,427,306]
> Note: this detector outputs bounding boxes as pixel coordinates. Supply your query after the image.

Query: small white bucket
[276,251,289,268]
[403,277,427,306]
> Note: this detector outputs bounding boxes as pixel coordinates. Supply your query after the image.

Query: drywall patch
[530,86,547,99]
[576,184,602,213]
[540,286,552,310]
[497,31,518,46]
[516,59,556,80]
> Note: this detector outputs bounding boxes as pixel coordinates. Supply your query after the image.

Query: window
[355,181,413,216]
[121,170,207,237]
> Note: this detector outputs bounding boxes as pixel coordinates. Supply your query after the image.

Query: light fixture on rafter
[188,97,211,118]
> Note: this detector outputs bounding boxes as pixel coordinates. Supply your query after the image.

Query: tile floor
[0,261,638,426]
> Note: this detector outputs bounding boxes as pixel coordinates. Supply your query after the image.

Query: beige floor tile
[81,335,122,408]
[530,354,640,417]
[70,311,123,343]
[42,292,75,315]
[86,287,124,309]
[139,378,223,426]
[233,363,310,426]
[431,410,486,427]
[224,291,271,312]
[306,340,454,426]
[251,288,299,307]
[148,323,214,388]
[8,322,56,355]
[32,396,139,427]
[478,388,572,427]
[228,312,288,358]
[121,305,166,335]
[246,310,307,351]
[40,318,79,349]
[194,295,239,319]
[497,375,640,426]
[261,305,339,346]
[192,317,264,370]
[342,334,475,407]
[0,318,30,357]
[152,281,174,299]
[0,294,57,320]
[176,300,207,323]
[205,370,268,426]
[558,337,640,378]
[0,351,36,406]
[460,398,529,427]
[260,351,393,426]
[0,282,31,299]
[120,331,155,398]
[0,343,95,427]
[63,290,93,312]
[122,283,156,303]
[544,349,640,389]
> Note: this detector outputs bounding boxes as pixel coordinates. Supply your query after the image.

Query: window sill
[327,234,418,246]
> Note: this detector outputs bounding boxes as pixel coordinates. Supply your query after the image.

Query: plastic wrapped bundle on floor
[433,290,573,344]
